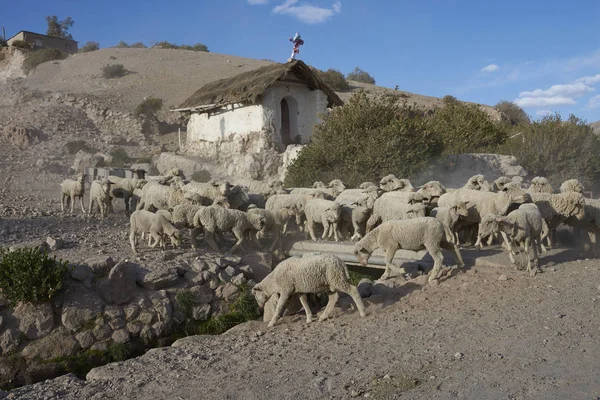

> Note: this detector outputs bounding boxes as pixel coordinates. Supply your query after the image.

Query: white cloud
[518,82,594,99]
[575,73,600,85]
[536,109,553,116]
[481,64,499,73]
[586,95,600,109]
[514,96,576,108]
[248,0,269,4]
[273,0,341,24]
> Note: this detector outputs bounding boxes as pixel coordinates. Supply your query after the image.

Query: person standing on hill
[288,32,304,62]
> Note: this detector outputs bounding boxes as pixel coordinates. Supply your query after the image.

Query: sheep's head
[417,181,446,200]
[529,176,554,193]
[380,175,413,192]
[563,192,586,220]
[229,185,250,206]
[251,283,270,309]
[325,202,342,223]
[502,183,530,205]
[210,179,232,196]
[76,173,86,183]
[452,201,470,218]
[408,192,425,205]
[306,190,326,200]
[312,181,327,189]
[359,181,378,190]
[353,243,372,266]
[327,179,347,197]
[560,179,584,194]
[493,177,512,192]
[212,196,231,208]
[406,203,426,219]
[248,213,267,231]
[465,174,490,191]
[478,215,504,240]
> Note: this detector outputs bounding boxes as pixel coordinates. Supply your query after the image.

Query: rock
[124,304,141,320]
[0,327,22,354]
[13,302,55,340]
[102,135,125,145]
[1,125,42,149]
[190,285,213,304]
[45,236,64,251]
[111,329,130,344]
[215,283,240,301]
[192,304,211,321]
[108,317,126,330]
[139,267,179,290]
[85,256,116,275]
[22,327,80,360]
[498,275,508,281]
[137,311,155,325]
[127,322,142,337]
[191,259,209,272]
[72,150,105,173]
[357,279,373,298]
[154,152,206,180]
[92,324,112,341]
[70,263,92,282]
[237,265,254,280]
[231,273,247,286]
[224,266,236,277]
[240,252,272,282]
[90,340,110,352]
[454,352,464,360]
[97,261,139,304]
[75,331,95,349]
[192,271,214,285]
[104,305,124,320]
[61,282,104,331]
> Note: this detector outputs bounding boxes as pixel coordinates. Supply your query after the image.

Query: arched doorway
[280,96,299,147]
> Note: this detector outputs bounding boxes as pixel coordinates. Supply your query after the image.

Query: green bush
[79,41,99,53]
[346,66,376,85]
[115,41,130,48]
[495,100,530,126]
[429,97,508,155]
[191,169,212,183]
[108,148,131,167]
[285,90,442,188]
[11,40,33,50]
[0,247,71,306]
[101,63,127,78]
[497,113,600,189]
[314,68,349,91]
[134,96,163,117]
[22,48,67,73]
[65,140,97,155]
[130,42,147,48]
[153,41,209,52]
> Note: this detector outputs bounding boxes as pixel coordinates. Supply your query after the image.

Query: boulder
[0,326,21,355]
[189,285,213,305]
[139,267,180,290]
[45,236,64,251]
[240,252,273,282]
[13,302,55,340]
[21,326,80,360]
[61,282,104,331]
[84,256,116,276]
[96,261,139,304]
[72,150,105,173]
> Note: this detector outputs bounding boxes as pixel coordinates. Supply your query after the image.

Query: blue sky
[4,0,600,122]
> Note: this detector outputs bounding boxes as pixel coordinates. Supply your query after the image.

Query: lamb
[88,178,112,220]
[492,176,513,192]
[251,253,367,327]
[429,201,470,244]
[247,205,296,251]
[528,177,554,194]
[529,191,586,248]
[379,175,414,192]
[560,179,584,194]
[303,199,343,242]
[182,178,232,206]
[107,176,147,216]
[365,197,427,233]
[129,210,182,254]
[335,187,381,240]
[354,217,464,282]
[477,203,548,276]
[463,174,492,191]
[60,173,86,214]
[193,206,266,253]
[350,195,375,240]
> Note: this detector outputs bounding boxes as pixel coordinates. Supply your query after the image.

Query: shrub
[11,40,33,50]
[0,247,71,306]
[101,63,127,78]
[497,113,600,189]
[134,96,163,117]
[130,42,147,48]
[65,140,97,154]
[22,48,68,73]
[191,169,212,183]
[115,41,130,48]
[79,41,99,53]
[429,98,508,155]
[153,41,209,52]
[285,90,442,188]
[495,100,530,126]
[346,66,376,85]
[314,68,349,91]
[109,148,131,167]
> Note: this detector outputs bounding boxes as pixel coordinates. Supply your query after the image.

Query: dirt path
[6,252,600,400]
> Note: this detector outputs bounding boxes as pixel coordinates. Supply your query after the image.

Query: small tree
[346,66,376,85]
[134,97,163,117]
[285,90,442,187]
[79,41,100,53]
[102,63,127,78]
[314,68,349,91]
[116,41,130,48]
[130,42,147,48]
[46,15,74,39]
[495,100,530,126]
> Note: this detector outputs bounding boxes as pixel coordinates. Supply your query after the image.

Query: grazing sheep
[251,253,367,327]
[478,203,548,276]
[193,207,266,254]
[354,217,464,282]
[430,201,470,244]
[379,175,414,192]
[88,178,112,220]
[183,178,232,206]
[493,177,513,192]
[303,199,343,242]
[463,174,492,191]
[560,179,584,194]
[129,210,182,254]
[60,173,87,214]
[365,197,427,233]
[107,176,147,216]
[528,177,554,194]
[247,205,296,251]
[529,191,586,248]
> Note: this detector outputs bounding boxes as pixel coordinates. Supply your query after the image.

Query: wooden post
[2,27,5,41]
[178,127,181,149]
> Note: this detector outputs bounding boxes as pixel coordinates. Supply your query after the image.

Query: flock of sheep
[58,169,599,326]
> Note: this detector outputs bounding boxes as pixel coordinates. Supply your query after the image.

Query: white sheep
[88,178,112,220]
[430,201,470,244]
[365,198,427,233]
[335,187,381,240]
[129,210,182,254]
[359,181,379,190]
[379,175,414,192]
[265,192,323,233]
[528,177,554,194]
[171,196,231,249]
[492,176,513,192]
[193,206,266,254]
[60,173,86,214]
[136,178,197,211]
[289,187,333,200]
[267,179,289,196]
[354,217,464,282]
[251,253,367,327]
[183,178,232,205]
[463,174,492,191]
[247,205,296,251]
[478,203,548,276]
[559,179,584,194]
[416,181,447,206]
[303,199,343,242]
[350,195,375,241]
[529,191,586,248]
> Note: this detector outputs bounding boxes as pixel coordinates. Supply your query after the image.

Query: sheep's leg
[88,197,94,215]
[523,237,532,275]
[440,241,464,270]
[331,222,340,242]
[268,292,290,328]
[226,228,245,254]
[203,229,221,252]
[149,232,163,249]
[130,229,138,254]
[79,196,86,214]
[365,215,377,234]
[60,194,65,212]
[486,232,495,246]
[318,291,339,322]
[269,228,281,252]
[427,246,445,283]
[69,195,75,214]
[321,221,330,240]
[338,284,367,318]
[499,231,517,265]
[307,218,318,242]
[530,236,541,276]
[588,230,598,257]
[351,219,363,241]
[380,246,398,280]
[298,294,313,323]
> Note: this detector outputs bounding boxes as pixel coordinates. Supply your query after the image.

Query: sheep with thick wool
[492,176,513,192]
[560,179,584,194]
[529,191,586,248]
[60,173,87,214]
[182,178,232,206]
[463,174,492,191]
[350,195,375,240]
[354,217,464,282]
[247,204,296,251]
[478,203,548,276]
[430,201,470,244]
[88,178,112,220]
[265,192,324,233]
[303,199,343,242]
[334,186,380,240]
[251,253,367,327]
[379,175,414,192]
[365,198,427,233]
[129,210,182,254]
[416,181,447,206]
[527,176,554,194]
[171,196,230,248]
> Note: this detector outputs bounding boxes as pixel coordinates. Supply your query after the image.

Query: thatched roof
[175,60,344,112]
